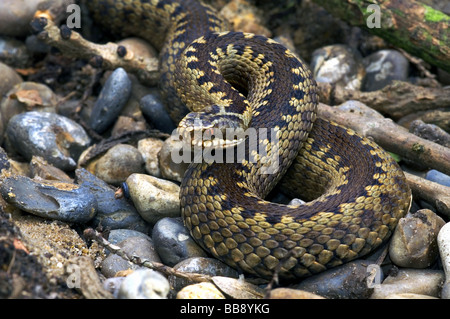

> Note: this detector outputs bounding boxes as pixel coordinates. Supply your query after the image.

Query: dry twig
[83,228,213,283]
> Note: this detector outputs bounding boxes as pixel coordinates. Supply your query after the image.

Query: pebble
[177,282,225,299]
[211,276,265,299]
[101,236,161,278]
[425,169,450,187]
[126,173,180,224]
[310,44,365,90]
[118,269,170,299]
[0,37,31,68]
[170,257,239,292]
[152,217,208,267]
[89,68,132,134]
[219,0,271,37]
[103,277,125,298]
[370,269,445,299]
[0,0,45,37]
[268,288,325,299]
[385,293,439,299]
[140,93,176,134]
[75,168,149,232]
[1,81,58,127]
[158,135,190,182]
[295,260,374,299]
[410,120,450,148]
[362,49,409,91]
[389,209,445,268]
[137,137,164,177]
[107,229,152,247]
[88,144,145,185]
[117,37,157,61]
[25,34,51,54]
[5,111,90,171]
[110,116,147,137]
[30,156,72,182]
[0,146,10,172]
[0,62,22,98]
[438,222,450,299]
[0,175,97,223]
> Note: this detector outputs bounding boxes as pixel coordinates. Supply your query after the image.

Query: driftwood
[404,172,450,218]
[318,103,450,176]
[311,0,450,73]
[31,11,159,86]
[317,81,450,120]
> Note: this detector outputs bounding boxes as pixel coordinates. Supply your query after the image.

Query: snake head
[177,106,247,149]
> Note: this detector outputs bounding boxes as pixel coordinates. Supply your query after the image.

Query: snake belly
[88,0,412,280]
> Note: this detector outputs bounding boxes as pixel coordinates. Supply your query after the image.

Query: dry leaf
[11,89,43,109]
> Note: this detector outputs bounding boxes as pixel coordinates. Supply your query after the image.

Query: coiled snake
[89,0,412,279]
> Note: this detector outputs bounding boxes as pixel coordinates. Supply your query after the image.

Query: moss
[423,4,450,22]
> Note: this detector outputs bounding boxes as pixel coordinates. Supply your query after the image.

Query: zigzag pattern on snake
[88,0,412,280]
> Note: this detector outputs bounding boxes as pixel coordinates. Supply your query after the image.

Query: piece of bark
[317,103,450,176]
[311,0,450,73]
[317,81,450,120]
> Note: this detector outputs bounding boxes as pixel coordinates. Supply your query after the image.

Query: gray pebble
[288,198,305,206]
[295,260,374,299]
[410,120,450,148]
[0,62,22,98]
[170,257,239,292]
[152,217,208,267]
[0,175,97,223]
[0,37,31,68]
[118,269,170,299]
[91,144,145,185]
[425,169,450,187]
[363,49,409,91]
[389,209,445,268]
[107,229,152,246]
[89,68,132,133]
[75,168,149,232]
[0,0,45,37]
[310,44,365,90]
[101,236,161,278]
[140,93,175,134]
[6,111,90,171]
[25,35,50,54]
[103,277,125,298]
[126,173,180,224]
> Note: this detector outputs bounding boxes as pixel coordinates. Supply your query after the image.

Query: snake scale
[88,0,412,279]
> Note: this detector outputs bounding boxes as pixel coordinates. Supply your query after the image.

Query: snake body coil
[89,0,412,279]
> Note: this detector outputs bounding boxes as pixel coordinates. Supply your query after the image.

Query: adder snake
[88,0,412,279]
